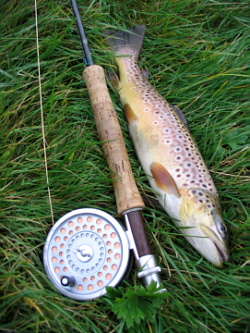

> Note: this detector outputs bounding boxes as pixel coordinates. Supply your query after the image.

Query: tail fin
[104,25,145,60]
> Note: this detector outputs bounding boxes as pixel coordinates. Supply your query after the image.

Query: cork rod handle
[83,65,145,215]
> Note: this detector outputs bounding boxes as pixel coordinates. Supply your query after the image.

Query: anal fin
[150,162,180,198]
[106,71,120,91]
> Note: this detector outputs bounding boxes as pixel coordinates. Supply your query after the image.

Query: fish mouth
[200,224,230,266]
[213,241,228,263]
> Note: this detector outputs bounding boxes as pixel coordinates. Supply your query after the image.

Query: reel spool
[43,208,131,301]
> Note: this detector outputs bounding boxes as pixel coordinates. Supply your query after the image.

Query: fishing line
[34,0,54,224]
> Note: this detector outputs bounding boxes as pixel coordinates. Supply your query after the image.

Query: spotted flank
[105,25,229,267]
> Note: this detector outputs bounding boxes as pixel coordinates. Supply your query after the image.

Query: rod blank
[71,0,94,66]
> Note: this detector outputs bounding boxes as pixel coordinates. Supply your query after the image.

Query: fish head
[180,188,229,267]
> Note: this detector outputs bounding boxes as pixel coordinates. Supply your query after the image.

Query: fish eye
[212,211,228,237]
[220,224,227,233]
[217,222,227,236]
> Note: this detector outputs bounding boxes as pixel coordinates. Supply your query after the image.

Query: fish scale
[105,25,229,267]
[122,58,217,197]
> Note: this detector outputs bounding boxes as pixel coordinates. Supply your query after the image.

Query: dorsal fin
[170,104,189,131]
[150,162,181,198]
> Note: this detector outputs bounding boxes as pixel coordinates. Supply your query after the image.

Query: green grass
[0,0,249,332]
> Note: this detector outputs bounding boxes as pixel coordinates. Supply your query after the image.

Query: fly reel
[43,208,131,301]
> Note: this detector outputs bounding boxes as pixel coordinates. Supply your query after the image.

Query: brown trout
[105,25,229,267]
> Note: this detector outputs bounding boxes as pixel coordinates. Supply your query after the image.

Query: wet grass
[0,0,249,332]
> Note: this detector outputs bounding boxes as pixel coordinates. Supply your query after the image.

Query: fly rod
[43,0,165,301]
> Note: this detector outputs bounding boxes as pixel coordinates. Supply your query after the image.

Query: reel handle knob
[61,276,76,287]
[83,65,145,215]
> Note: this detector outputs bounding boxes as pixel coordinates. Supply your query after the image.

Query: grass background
[0,0,249,332]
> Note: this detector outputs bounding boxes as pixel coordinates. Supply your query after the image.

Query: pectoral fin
[150,162,181,198]
[124,103,138,125]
